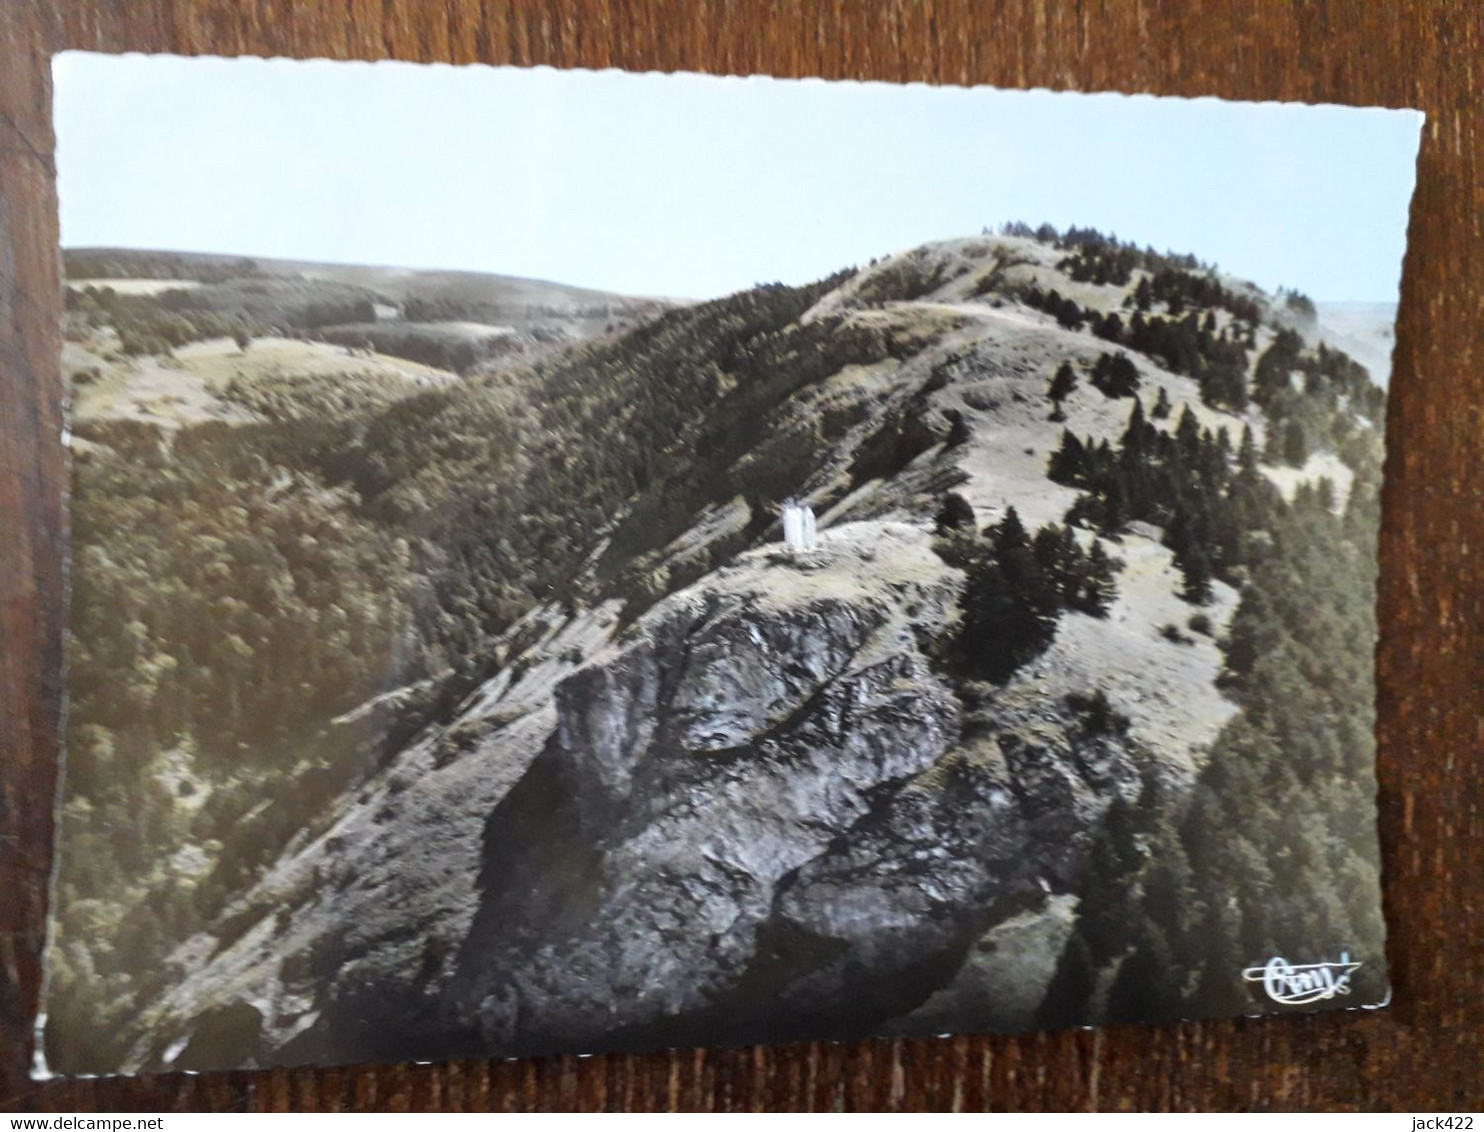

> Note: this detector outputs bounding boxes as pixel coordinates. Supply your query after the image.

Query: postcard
[38,52,1421,1075]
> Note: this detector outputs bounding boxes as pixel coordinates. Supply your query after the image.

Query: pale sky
[53,52,1422,302]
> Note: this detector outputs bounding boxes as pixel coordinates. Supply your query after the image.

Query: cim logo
[1242,953,1362,1005]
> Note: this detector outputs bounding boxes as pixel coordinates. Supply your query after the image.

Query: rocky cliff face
[450,522,970,1055]
[454,511,1160,1058]
[116,234,1303,1071]
[132,524,1151,1068]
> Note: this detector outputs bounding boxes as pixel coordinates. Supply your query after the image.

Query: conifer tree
[1316,476,1337,513]
[1238,424,1258,473]
[1080,541,1119,617]
[1072,793,1145,964]
[990,505,1030,554]
[1034,932,1097,1030]
[1282,420,1309,467]
[1152,385,1172,420]
[934,492,976,534]
[1095,312,1124,343]
[1101,475,1129,533]
[1253,327,1304,406]
[1180,545,1214,604]
[1121,397,1152,456]
[1048,429,1089,484]
[1106,923,1181,1022]
[1032,523,1072,587]
[1048,361,1078,419]
[952,508,1063,682]
[1090,352,1140,398]
[944,409,972,448]
[1176,404,1203,461]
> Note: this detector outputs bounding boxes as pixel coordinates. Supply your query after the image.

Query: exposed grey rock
[440,524,1151,1057]
[138,518,1157,1068]
[682,691,1145,1048]
[885,894,1079,1037]
[447,523,966,1055]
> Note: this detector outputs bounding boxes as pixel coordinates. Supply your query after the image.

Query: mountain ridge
[46,227,1388,1073]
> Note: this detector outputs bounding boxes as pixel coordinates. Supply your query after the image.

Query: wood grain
[2,0,1480,1112]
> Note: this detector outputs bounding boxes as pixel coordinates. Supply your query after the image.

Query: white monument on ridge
[781,497,818,552]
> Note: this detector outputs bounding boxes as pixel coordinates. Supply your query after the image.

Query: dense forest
[66,277,378,355]
[1040,373,1388,1022]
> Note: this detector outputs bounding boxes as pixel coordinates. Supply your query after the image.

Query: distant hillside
[1314,301,1400,387]
[63,247,675,371]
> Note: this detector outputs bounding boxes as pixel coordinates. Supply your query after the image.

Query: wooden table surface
[2,0,1480,1112]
